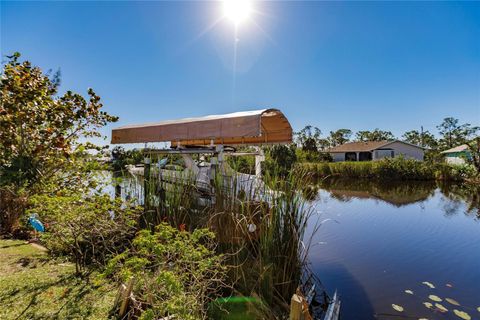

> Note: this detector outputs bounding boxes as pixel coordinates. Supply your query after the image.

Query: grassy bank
[297,158,477,181]
[0,240,116,319]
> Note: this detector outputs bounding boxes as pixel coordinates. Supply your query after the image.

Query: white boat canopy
[111,108,292,146]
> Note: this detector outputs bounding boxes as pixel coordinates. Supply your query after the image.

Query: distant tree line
[294,117,479,152]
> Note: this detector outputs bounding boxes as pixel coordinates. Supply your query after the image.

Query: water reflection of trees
[315,178,437,207]
[437,182,480,219]
[308,178,480,219]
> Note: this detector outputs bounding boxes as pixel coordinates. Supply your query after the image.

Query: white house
[440,144,471,165]
[327,140,425,162]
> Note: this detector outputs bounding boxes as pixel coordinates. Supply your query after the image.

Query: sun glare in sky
[223,0,253,26]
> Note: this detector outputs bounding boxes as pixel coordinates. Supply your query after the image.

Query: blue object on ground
[28,216,45,232]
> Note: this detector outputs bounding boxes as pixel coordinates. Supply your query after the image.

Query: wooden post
[290,293,304,320]
[290,289,313,320]
[255,147,265,178]
[119,277,134,318]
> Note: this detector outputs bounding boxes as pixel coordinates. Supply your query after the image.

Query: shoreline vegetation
[296,157,479,182]
[1,53,479,319]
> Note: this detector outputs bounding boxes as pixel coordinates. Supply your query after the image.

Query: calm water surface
[307,180,480,320]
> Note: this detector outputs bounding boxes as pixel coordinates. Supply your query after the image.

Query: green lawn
[0,239,116,319]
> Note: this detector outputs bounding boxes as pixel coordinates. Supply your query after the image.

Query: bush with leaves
[0,52,117,235]
[28,194,140,274]
[263,145,297,178]
[111,146,145,173]
[103,223,228,320]
[298,157,477,181]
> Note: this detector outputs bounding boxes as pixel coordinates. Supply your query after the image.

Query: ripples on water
[307,179,480,320]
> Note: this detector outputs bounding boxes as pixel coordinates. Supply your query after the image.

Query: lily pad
[422,281,435,289]
[392,304,404,312]
[429,295,442,302]
[423,302,433,309]
[477,307,480,312]
[446,298,460,306]
[405,290,414,295]
[435,303,448,313]
[453,310,471,320]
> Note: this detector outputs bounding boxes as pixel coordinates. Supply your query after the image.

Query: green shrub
[263,145,297,178]
[28,194,141,274]
[103,223,228,320]
[296,157,477,181]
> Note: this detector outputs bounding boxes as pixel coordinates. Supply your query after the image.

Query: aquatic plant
[386,281,478,320]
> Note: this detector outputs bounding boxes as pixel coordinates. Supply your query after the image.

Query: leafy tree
[328,129,352,147]
[263,144,297,177]
[402,129,437,148]
[355,129,395,142]
[436,117,479,149]
[0,52,117,233]
[317,138,331,151]
[111,146,144,172]
[465,137,480,175]
[294,125,322,152]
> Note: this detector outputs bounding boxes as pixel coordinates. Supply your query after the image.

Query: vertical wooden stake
[119,277,134,318]
[290,294,304,320]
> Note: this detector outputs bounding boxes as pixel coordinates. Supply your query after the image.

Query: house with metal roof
[440,144,471,165]
[327,140,425,162]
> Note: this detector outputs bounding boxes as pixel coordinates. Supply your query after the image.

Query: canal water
[106,171,479,319]
[307,179,480,320]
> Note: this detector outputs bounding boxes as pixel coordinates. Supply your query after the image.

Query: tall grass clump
[139,156,317,317]
[297,157,477,181]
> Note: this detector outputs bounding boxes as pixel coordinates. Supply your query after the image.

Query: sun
[223,0,253,26]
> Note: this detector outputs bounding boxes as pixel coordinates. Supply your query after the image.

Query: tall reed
[138,156,317,316]
[298,157,475,181]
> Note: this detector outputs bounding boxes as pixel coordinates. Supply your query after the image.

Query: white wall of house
[329,142,424,162]
[445,156,466,165]
[373,149,394,160]
[383,141,424,160]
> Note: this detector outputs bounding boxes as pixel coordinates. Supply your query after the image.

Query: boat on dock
[111,109,292,197]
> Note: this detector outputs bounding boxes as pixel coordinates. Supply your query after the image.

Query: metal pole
[143,156,151,209]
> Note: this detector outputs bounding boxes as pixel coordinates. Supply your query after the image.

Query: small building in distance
[327,140,425,162]
[440,144,471,165]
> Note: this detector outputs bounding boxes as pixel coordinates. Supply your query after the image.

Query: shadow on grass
[2,269,110,320]
[0,242,29,249]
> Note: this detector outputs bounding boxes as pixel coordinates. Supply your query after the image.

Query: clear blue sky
[2,1,479,144]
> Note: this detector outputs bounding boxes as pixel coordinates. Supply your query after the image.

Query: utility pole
[421,126,424,147]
